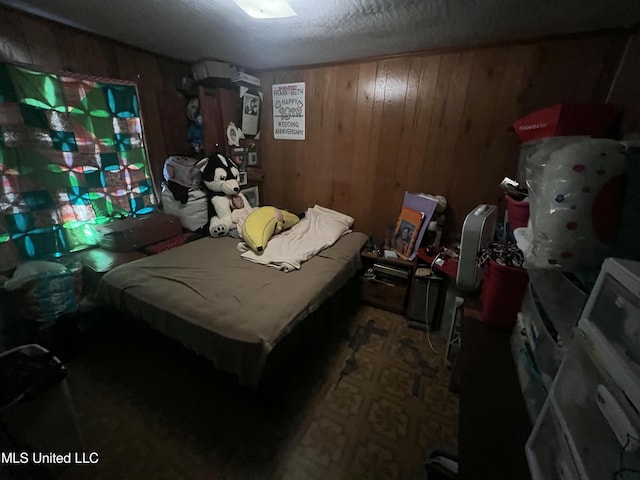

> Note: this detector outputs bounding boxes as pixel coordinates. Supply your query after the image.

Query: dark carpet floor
[6,304,459,480]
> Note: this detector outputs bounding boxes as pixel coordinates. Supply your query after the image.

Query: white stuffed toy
[196,153,254,237]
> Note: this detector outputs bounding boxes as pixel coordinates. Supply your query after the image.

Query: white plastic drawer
[550,334,640,480]
[526,402,580,480]
[586,273,640,376]
[511,320,547,422]
[528,269,586,343]
[520,285,567,388]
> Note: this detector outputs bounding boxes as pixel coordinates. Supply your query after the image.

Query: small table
[359,249,416,314]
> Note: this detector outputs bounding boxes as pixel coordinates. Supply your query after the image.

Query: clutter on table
[479,242,525,269]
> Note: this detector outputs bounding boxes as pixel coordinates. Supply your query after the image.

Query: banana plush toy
[242,206,301,253]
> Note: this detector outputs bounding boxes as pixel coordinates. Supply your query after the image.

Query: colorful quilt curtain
[0,63,157,259]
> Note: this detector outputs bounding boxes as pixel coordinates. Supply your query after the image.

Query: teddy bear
[196,152,253,237]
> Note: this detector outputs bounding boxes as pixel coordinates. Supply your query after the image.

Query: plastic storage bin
[191,60,234,81]
[578,258,640,437]
[526,402,580,480]
[527,269,587,345]
[550,334,640,480]
[512,104,618,143]
[584,266,640,372]
[525,258,640,480]
[511,318,548,421]
[519,284,568,389]
[11,263,83,322]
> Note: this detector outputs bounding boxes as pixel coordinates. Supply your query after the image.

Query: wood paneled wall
[2,4,630,240]
[608,33,640,134]
[259,34,628,243]
[0,6,189,196]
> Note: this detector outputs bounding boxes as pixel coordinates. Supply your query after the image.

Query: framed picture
[231,147,248,171]
[241,186,260,208]
[226,122,241,147]
[247,151,258,166]
[240,88,262,138]
[238,171,247,186]
[392,207,424,259]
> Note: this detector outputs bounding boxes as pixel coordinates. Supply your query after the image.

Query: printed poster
[272,82,305,140]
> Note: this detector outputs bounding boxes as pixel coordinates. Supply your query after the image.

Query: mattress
[96,232,367,386]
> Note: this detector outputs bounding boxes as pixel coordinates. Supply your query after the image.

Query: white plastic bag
[161,187,209,232]
[524,137,628,270]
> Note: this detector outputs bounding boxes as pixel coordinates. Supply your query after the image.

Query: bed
[95,226,367,387]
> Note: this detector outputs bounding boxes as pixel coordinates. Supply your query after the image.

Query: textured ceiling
[2,0,640,70]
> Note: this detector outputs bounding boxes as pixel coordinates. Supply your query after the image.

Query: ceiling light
[232,0,297,18]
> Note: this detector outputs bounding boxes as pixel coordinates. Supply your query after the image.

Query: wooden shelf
[360,249,414,269]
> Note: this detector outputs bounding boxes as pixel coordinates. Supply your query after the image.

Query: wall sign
[272,82,305,140]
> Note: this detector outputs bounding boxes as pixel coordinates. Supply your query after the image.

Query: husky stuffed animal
[196,152,253,237]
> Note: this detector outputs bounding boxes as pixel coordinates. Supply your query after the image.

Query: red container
[512,104,617,143]
[481,260,529,330]
[505,193,529,230]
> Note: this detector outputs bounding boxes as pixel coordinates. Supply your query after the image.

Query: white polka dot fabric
[524,137,628,270]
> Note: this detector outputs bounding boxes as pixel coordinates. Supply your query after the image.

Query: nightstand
[359,250,416,314]
[72,248,148,293]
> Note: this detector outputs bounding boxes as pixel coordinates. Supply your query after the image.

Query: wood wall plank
[0,6,189,198]
[0,8,33,64]
[260,33,628,243]
[332,64,360,213]
[446,48,507,229]
[425,51,475,231]
[21,16,63,70]
[488,45,541,211]
[608,34,640,133]
[370,58,412,237]
[157,90,190,157]
[348,62,377,228]
[518,36,626,114]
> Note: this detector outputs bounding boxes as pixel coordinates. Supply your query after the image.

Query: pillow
[4,261,69,291]
[242,206,300,253]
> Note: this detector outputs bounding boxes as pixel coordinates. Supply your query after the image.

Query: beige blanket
[240,205,355,272]
[96,232,367,386]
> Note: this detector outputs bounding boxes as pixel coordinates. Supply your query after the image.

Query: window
[0,63,156,259]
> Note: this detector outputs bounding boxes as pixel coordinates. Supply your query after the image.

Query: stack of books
[390,192,439,260]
